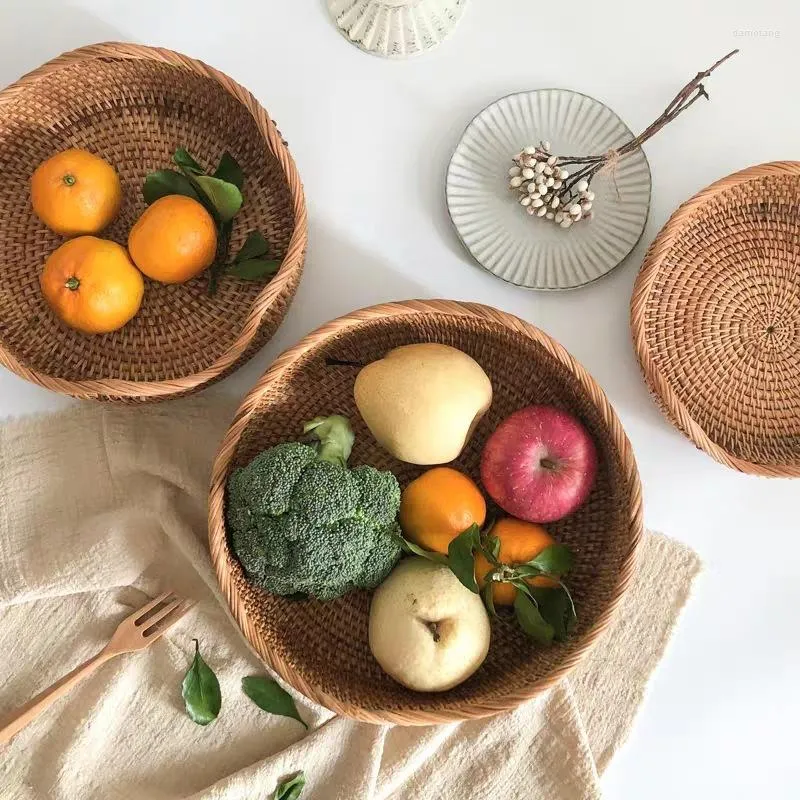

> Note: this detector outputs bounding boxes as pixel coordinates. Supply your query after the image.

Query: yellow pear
[354,343,492,465]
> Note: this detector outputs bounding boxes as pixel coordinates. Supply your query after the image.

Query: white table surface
[1,1,798,797]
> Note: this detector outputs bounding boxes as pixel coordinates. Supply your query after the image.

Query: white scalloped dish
[446,89,652,290]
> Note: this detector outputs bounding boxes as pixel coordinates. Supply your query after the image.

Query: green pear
[354,343,492,465]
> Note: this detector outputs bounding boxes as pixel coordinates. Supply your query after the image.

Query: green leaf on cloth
[242,676,307,729]
[272,771,306,800]
[181,639,221,725]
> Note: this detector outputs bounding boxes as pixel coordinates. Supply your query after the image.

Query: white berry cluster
[508,143,595,229]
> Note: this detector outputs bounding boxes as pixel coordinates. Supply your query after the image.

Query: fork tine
[132,592,175,624]
[142,600,194,639]
[138,597,182,630]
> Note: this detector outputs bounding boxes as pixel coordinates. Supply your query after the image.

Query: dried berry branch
[509,50,739,228]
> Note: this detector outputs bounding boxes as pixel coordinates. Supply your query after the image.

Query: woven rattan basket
[0,43,306,402]
[631,162,800,477]
[209,300,643,724]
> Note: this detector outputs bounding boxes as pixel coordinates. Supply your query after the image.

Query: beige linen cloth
[0,396,701,800]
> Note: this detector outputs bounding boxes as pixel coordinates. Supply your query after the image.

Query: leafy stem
[142,148,278,295]
[396,522,579,647]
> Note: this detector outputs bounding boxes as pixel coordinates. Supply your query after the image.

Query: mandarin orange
[40,236,144,334]
[399,467,486,554]
[31,149,122,236]
[475,517,559,606]
[128,195,217,284]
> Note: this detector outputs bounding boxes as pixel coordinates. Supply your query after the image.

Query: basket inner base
[0,57,295,384]
[226,314,637,719]
[643,174,800,469]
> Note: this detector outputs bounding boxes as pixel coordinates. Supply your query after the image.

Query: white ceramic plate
[446,89,652,290]
[328,0,467,59]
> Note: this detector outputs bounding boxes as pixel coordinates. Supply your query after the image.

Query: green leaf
[480,581,497,618]
[207,219,233,296]
[142,169,201,205]
[483,533,502,565]
[214,151,245,190]
[194,175,243,222]
[173,147,205,175]
[525,544,574,576]
[228,258,280,281]
[242,676,307,729]
[396,536,449,565]
[181,640,221,725]
[510,578,537,601]
[511,564,544,579]
[514,592,554,645]
[530,586,576,641]
[447,524,481,593]
[168,166,222,227]
[272,771,306,800]
[234,231,270,262]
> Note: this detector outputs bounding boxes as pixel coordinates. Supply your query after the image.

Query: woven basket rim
[0,41,307,401]
[630,161,800,478]
[208,299,644,725]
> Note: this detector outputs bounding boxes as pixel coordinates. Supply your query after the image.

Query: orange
[399,467,486,553]
[128,195,217,284]
[40,236,144,334]
[31,149,122,236]
[476,517,559,606]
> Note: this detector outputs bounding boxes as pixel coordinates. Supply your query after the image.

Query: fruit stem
[325,357,364,368]
[425,621,441,643]
[540,458,558,471]
[64,277,80,291]
[62,174,76,187]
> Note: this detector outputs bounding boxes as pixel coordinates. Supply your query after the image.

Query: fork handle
[0,648,115,745]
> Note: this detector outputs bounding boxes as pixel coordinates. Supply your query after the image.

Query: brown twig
[511,51,739,225]
[561,49,739,164]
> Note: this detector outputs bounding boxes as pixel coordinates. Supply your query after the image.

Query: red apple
[480,405,598,523]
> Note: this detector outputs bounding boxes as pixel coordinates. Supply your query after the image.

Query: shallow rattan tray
[0,43,306,402]
[631,162,800,477]
[209,300,643,725]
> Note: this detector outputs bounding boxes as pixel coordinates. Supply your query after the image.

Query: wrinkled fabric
[0,396,701,799]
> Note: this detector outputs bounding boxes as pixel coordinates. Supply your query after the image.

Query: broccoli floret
[229,442,317,516]
[351,465,401,527]
[290,460,360,525]
[226,415,402,601]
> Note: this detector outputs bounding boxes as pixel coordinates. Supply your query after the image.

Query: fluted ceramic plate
[328,0,467,58]
[446,90,652,290]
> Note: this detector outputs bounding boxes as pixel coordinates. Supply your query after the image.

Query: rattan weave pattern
[631,162,800,476]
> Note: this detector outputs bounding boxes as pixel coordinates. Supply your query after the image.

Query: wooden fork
[0,592,192,745]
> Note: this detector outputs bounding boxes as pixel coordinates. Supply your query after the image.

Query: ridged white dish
[446,90,652,290]
[328,0,467,58]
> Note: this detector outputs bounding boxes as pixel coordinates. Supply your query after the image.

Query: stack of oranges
[32,148,217,334]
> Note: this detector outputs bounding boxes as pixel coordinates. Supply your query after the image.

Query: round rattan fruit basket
[631,162,800,477]
[209,300,643,724]
[0,42,306,402]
